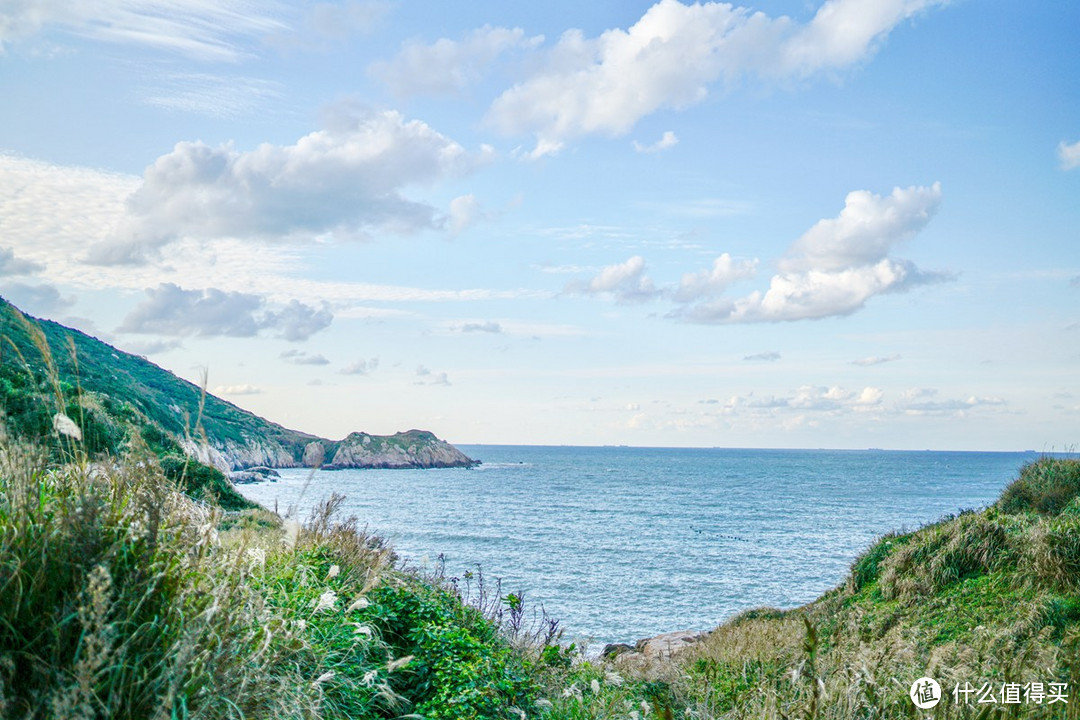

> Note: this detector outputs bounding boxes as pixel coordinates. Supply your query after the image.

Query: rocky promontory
[322,430,477,470]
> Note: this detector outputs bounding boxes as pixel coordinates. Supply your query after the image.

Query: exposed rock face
[324,429,476,470]
[181,438,301,472]
[303,441,326,468]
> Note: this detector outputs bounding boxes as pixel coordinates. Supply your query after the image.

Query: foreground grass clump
[670,457,1080,719]
[0,430,578,718]
[0,436,314,718]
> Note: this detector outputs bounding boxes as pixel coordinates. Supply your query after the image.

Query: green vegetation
[0,296,319,467]
[1,295,1078,718]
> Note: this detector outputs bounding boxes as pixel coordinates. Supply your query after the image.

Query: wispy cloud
[744,351,781,362]
[852,354,902,366]
[281,349,331,366]
[142,73,283,118]
[0,0,287,61]
[633,131,679,154]
[370,25,542,97]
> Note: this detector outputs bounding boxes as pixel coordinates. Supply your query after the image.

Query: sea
[235,445,1039,651]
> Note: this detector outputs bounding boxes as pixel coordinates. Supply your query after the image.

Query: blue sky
[0,0,1077,450]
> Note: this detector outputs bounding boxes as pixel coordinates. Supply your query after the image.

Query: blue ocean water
[236,446,1035,649]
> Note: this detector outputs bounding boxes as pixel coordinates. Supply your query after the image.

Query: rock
[229,466,280,484]
[633,630,709,659]
[325,429,477,469]
[303,441,325,468]
[600,643,635,659]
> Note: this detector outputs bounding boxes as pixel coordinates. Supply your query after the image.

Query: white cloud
[0,0,286,61]
[370,25,543,97]
[675,183,948,324]
[1058,139,1080,171]
[118,283,333,341]
[633,131,679,153]
[341,357,379,375]
[716,384,886,416]
[486,0,946,156]
[0,154,139,269]
[448,194,482,234]
[779,183,942,273]
[744,351,780,361]
[87,105,485,264]
[674,253,758,302]
[566,255,661,303]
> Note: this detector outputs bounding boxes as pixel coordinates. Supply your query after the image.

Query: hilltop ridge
[0,296,475,471]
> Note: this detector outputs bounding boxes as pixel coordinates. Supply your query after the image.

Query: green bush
[359,582,538,719]
[998,457,1080,515]
[159,454,257,511]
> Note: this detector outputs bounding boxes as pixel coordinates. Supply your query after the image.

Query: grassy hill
[0,296,472,471]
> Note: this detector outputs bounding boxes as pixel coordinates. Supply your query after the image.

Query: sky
[0,0,1077,451]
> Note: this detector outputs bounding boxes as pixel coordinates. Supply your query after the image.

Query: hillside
[0,296,474,471]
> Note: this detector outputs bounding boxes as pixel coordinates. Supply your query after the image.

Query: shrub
[998,457,1080,516]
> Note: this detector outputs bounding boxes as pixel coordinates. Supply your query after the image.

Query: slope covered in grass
[667,456,1080,719]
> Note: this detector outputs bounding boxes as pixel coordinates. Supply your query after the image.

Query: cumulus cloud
[487,0,945,156]
[1059,139,1080,171]
[717,384,885,416]
[281,349,331,366]
[341,357,379,375]
[0,0,286,61]
[779,183,942,273]
[675,183,948,324]
[264,300,333,342]
[565,256,661,303]
[0,247,43,276]
[370,25,543,97]
[674,253,758,302]
[87,105,486,264]
[633,131,679,153]
[118,283,333,341]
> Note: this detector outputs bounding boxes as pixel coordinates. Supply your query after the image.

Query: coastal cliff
[0,296,475,472]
